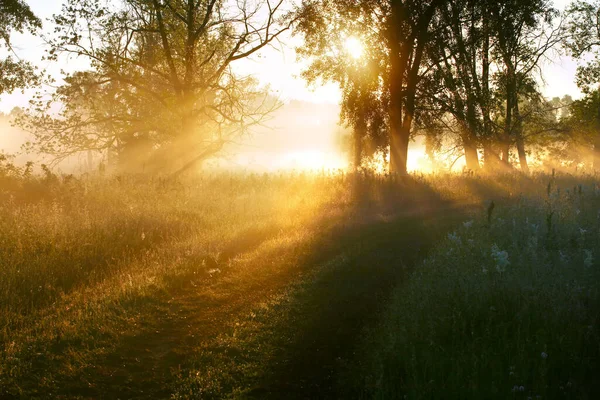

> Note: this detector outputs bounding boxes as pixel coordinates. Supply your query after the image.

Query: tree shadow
[244,184,468,399]
[10,175,472,399]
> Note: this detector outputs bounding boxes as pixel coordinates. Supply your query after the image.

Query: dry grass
[1,169,597,398]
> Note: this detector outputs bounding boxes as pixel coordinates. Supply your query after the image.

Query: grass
[358,173,600,399]
[0,169,598,398]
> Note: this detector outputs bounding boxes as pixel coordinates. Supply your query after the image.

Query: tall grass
[361,173,600,399]
[2,167,597,397]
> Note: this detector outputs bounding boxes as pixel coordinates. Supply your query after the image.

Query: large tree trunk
[595,100,600,172]
[463,134,480,171]
[501,65,516,167]
[390,122,410,175]
[388,43,408,174]
[594,132,600,172]
[387,0,438,175]
[483,144,502,171]
[514,99,529,173]
[353,120,365,172]
[502,94,512,164]
[481,22,496,172]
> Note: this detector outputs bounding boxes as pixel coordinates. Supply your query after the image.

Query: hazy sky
[0,0,583,114]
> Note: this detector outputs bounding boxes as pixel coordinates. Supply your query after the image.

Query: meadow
[0,166,599,399]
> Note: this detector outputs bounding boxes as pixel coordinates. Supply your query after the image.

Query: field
[0,170,599,399]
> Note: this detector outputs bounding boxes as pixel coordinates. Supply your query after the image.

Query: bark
[594,132,600,172]
[514,99,529,173]
[462,129,480,171]
[483,144,502,171]
[481,20,495,171]
[502,75,514,165]
[388,0,439,175]
[390,117,411,175]
[595,101,600,172]
[388,2,408,175]
[353,119,365,171]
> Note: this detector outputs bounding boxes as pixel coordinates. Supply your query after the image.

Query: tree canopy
[0,0,41,94]
[19,0,291,173]
[295,0,563,174]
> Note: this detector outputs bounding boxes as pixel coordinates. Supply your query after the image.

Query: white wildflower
[579,228,587,235]
[584,250,593,267]
[559,251,569,264]
[447,231,462,246]
[491,244,510,273]
[482,266,488,274]
[463,220,474,229]
[541,352,548,359]
[141,232,146,241]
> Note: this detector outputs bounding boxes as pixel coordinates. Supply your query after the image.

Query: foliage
[295,0,444,173]
[0,0,41,94]
[564,0,600,93]
[18,0,290,173]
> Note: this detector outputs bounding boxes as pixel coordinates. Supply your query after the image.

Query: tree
[20,0,291,173]
[296,0,444,175]
[558,90,600,170]
[425,0,487,171]
[564,0,600,170]
[0,0,41,94]
[486,0,561,173]
[296,1,389,171]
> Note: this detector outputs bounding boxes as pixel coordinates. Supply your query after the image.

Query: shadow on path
[19,178,471,399]
[246,205,467,399]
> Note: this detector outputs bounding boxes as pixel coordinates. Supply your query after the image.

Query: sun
[344,36,364,59]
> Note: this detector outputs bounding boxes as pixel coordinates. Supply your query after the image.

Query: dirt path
[41,202,466,399]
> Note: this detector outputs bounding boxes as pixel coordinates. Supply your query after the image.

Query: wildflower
[482,266,488,274]
[141,232,146,241]
[463,220,474,229]
[541,352,548,359]
[579,228,587,235]
[447,232,462,246]
[559,251,569,264]
[491,244,510,273]
[584,250,593,267]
